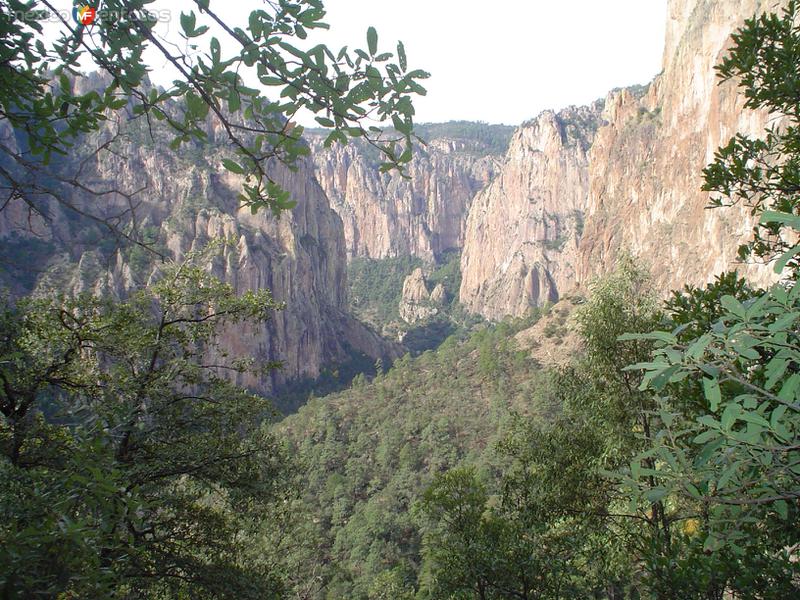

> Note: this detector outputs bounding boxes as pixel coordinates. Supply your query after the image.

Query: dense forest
[1,1,800,599]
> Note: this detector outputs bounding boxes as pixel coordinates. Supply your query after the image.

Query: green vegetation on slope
[308,121,515,159]
[412,121,516,154]
[278,313,547,599]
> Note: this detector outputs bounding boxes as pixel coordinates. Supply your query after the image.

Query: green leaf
[185,91,208,119]
[773,244,800,274]
[367,26,378,56]
[397,41,407,71]
[760,210,800,228]
[649,365,681,391]
[686,483,702,499]
[739,411,770,428]
[764,357,789,390]
[645,488,668,504]
[210,37,221,65]
[721,295,745,318]
[778,373,800,403]
[693,430,718,444]
[721,403,741,430]
[703,377,722,411]
[770,404,788,430]
[180,11,197,37]
[694,438,725,467]
[686,334,712,360]
[222,159,246,175]
[391,114,411,135]
[718,462,741,489]
[620,330,677,344]
[228,89,241,113]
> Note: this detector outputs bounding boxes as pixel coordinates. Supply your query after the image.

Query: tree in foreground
[618,1,800,596]
[0,244,293,598]
[0,0,427,233]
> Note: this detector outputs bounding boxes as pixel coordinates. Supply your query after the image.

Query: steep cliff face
[577,0,777,291]
[460,0,778,320]
[310,126,509,262]
[0,89,392,394]
[459,106,602,320]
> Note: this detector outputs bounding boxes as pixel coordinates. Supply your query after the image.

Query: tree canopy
[0,245,295,597]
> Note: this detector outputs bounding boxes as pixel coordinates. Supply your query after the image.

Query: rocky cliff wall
[459,0,779,320]
[577,0,777,291]
[0,87,392,394]
[310,131,505,262]
[459,105,603,320]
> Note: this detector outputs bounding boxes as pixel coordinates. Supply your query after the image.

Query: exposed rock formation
[460,0,780,320]
[430,283,447,305]
[577,0,778,292]
[398,267,442,324]
[0,86,394,394]
[310,129,507,262]
[459,105,602,320]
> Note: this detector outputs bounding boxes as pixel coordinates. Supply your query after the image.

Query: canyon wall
[460,0,779,320]
[0,85,392,394]
[577,0,776,290]
[459,105,603,319]
[310,126,509,262]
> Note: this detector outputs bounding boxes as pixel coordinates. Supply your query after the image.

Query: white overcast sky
[46,0,668,125]
[317,0,668,124]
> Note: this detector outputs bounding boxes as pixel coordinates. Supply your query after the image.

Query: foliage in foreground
[618,0,800,562]
[0,248,292,598]
[0,0,427,235]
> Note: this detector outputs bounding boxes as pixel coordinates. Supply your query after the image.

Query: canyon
[314,0,779,323]
[0,0,780,394]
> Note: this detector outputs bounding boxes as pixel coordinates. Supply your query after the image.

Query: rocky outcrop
[459,105,602,320]
[460,0,780,320]
[310,130,507,262]
[430,283,447,305]
[398,267,442,324]
[576,0,778,292]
